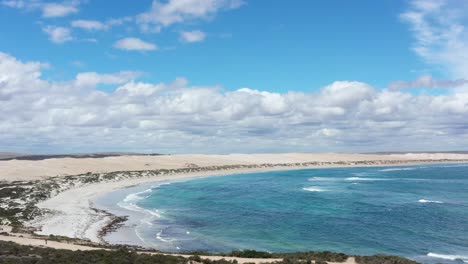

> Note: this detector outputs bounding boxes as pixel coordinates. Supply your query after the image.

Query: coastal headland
[1,152,468,264]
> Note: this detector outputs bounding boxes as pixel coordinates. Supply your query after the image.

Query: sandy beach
[2,152,468,258]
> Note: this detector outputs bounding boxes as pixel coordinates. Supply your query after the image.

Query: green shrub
[227,250,273,258]
[355,254,420,264]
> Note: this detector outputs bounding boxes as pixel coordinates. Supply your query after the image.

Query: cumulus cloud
[42,26,73,44]
[388,75,468,90]
[137,0,244,32]
[1,51,468,153]
[71,20,107,31]
[180,30,206,43]
[71,17,133,31]
[41,2,78,17]
[1,0,80,18]
[1,0,25,8]
[114,38,158,51]
[74,71,142,87]
[401,0,468,79]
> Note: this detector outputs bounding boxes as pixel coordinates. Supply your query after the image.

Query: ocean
[95,164,468,264]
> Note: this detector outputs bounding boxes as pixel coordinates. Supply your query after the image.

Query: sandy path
[0,234,99,251]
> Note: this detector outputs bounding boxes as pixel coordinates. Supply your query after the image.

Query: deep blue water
[108,164,468,263]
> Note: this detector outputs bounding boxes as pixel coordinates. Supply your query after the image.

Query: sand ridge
[2,152,463,181]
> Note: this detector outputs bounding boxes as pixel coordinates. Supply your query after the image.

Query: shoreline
[26,159,468,250]
[1,152,468,264]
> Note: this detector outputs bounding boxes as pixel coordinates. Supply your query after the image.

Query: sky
[0,0,468,154]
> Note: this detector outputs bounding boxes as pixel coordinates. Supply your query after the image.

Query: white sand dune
[1,152,456,181]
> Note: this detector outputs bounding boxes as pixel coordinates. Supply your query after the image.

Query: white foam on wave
[122,188,153,203]
[142,220,153,226]
[308,177,336,181]
[309,176,388,182]
[427,252,468,262]
[352,172,380,176]
[303,186,326,192]
[379,167,415,172]
[418,199,443,204]
[117,183,172,220]
[156,229,171,243]
[433,164,468,168]
[345,177,386,181]
[117,201,162,218]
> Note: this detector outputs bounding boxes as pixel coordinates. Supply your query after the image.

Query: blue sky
[0,0,429,91]
[1,0,468,154]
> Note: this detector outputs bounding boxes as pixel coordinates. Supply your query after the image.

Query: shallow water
[97,164,468,264]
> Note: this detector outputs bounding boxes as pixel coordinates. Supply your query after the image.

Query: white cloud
[114,38,158,51]
[41,2,78,18]
[71,20,107,31]
[116,81,166,96]
[71,17,133,31]
[2,51,468,153]
[42,26,73,44]
[388,75,468,90]
[137,0,244,31]
[74,71,142,87]
[107,16,133,26]
[401,0,468,79]
[180,30,206,43]
[1,0,80,18]
[1,0,25,8]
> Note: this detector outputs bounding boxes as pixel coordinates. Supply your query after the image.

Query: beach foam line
[156,229,171,243]
[418,199,443,204]
[427,252,468,262]
[122,188,152,203]
[122,182,172,203]
[303,186,326,192]
[118,185,169,219]
[118,199,162,218]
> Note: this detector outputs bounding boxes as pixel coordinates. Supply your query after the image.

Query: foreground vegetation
[0,242,422,264]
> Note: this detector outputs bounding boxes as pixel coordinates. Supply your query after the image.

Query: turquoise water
[108,164,468,263]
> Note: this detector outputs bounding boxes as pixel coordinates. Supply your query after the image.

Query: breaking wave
[303,186,326,192]
[427,252,468,262]
[418,199,443,204]
[379,167,416,172]
[345,177,387,181]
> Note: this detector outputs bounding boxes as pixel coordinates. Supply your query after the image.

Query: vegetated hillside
[0,241,421,264]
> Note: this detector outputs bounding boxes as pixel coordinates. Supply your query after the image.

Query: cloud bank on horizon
[1,0,468,154]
